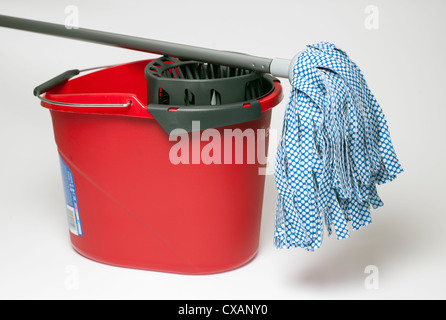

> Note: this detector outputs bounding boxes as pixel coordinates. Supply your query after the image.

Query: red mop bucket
[36,59,283,274]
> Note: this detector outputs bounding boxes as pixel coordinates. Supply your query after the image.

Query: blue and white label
[59,156,83,236]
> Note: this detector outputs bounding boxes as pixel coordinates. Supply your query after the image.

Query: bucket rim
[40,59,283,132]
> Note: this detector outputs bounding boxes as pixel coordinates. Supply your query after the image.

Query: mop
[274,42,403,250]
[0,16,403,251]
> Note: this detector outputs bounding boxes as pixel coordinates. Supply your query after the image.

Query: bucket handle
[33,67,132,108]
[34,65,264,134]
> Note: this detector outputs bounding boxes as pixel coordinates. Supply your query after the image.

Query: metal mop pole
[0,14,297,79]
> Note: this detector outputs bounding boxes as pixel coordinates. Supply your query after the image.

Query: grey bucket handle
[33,67,132,108]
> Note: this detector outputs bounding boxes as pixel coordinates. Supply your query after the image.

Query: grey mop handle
[0,14,295,78]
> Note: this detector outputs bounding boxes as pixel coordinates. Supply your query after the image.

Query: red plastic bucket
[39,59,283,274]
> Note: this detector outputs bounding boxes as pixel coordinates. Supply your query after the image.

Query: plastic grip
[33,69,80,96]
[148,100,261,134]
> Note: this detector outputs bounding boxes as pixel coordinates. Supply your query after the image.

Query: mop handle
[0,14,296,79]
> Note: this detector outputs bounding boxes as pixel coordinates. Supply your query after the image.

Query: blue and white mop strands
[274,42,403,251]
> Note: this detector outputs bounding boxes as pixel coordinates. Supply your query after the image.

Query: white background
[0,0,445,300]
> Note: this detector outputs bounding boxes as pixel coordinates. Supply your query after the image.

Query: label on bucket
[59,156,83,237]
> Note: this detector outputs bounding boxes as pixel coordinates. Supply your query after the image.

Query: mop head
[274,42,403,251]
